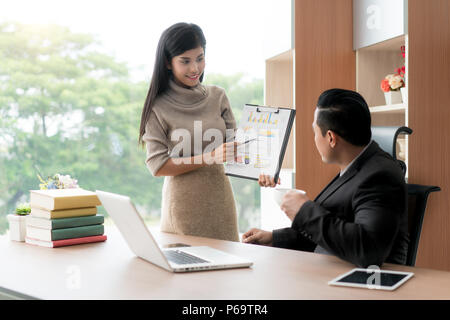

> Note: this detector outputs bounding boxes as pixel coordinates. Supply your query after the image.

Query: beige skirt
[160,164,239,242]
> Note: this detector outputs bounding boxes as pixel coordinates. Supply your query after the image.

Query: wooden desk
[1,226,450,300]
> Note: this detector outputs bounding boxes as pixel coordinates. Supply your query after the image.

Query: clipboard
[225,104,295,182]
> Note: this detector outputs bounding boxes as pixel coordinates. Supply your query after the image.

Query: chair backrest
[406,183,441,266]
[371,126,413,160]
[371,126,413,177]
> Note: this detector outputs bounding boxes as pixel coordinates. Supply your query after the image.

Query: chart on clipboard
[225,104,295,181]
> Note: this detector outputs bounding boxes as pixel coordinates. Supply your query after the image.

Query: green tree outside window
[0,22,262,234]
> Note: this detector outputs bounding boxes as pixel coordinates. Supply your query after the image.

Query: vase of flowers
[380,74,404,105]
[7,203,31,242]
[37,173,79,190]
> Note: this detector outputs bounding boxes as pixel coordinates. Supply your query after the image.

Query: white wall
[262,0,293,60]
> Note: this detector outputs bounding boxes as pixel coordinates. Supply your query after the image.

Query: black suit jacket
[272,141,409,267]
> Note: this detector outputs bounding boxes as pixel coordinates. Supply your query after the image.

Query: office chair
[371,126,413,176]
[406,183,441,266]
[371,126,440,266]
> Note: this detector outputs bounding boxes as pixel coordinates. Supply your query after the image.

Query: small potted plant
[380,73,404,105]
[7,203,31,242]
[7,173,79,242]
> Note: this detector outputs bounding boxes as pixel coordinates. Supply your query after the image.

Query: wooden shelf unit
[357,35,407,123]
[369,103,406,114]
[356,35,408,167]
[265,49,294,170]
[356,36,406,106]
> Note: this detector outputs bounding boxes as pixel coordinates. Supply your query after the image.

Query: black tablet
[328,268,414,291]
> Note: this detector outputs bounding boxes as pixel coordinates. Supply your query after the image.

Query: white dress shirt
[339,140,373,177]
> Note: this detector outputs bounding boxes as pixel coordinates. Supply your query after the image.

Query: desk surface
[1,226,450,300]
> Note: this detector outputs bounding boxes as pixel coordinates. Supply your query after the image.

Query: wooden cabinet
[286,0,450,271]
[294,0,355,198]
[407,0,450,271]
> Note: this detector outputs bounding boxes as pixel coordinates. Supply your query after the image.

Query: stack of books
[25,189,107,248]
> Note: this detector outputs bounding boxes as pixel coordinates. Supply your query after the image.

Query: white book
[26,226,53,241]
[25,237,54,248]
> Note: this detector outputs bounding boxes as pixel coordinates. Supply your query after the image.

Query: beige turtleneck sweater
[143,80,236,175]
[142,80,240,242]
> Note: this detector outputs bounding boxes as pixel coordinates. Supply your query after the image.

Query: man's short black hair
[316,88,371,146]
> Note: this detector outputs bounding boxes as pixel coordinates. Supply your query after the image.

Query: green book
[26,224,104,241]
[26,214,104,230]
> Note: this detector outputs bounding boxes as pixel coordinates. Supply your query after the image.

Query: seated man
[243,88,409,268]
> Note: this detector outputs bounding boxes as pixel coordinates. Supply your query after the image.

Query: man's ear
[327,130,337,148]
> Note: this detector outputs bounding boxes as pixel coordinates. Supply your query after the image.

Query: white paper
[225,105,293,180]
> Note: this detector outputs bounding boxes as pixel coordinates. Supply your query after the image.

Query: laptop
[96,190,253,272]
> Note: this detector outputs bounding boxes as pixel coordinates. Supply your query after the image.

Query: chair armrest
[407,184,441,196]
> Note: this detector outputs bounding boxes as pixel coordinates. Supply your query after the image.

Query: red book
[25,235,107,248]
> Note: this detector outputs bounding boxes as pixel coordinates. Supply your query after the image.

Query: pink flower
[380,79,391,92]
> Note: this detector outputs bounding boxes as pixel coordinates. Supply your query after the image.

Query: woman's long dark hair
[138,22,206,147]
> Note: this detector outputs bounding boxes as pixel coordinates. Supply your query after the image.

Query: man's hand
[242,228,273,246]
[280,191,310,221]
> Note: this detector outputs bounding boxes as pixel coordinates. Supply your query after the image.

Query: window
[0,0,275,235]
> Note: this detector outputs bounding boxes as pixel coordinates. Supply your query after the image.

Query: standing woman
[138,23,240,242]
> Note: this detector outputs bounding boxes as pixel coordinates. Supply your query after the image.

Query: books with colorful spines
[26,214,104,229]
[30,206,97,219]
[29,188,101,211]
[25,235,107,248]
[26,224,104,241]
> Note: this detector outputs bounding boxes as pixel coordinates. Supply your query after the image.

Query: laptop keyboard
[164,250,210,265]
